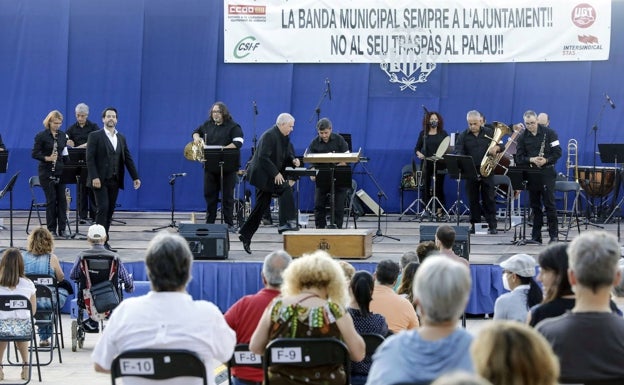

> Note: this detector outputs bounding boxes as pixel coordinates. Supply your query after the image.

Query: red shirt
[224,287,280,382]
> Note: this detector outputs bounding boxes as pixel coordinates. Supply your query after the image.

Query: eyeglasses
[524,121,537,126]
[211,110,222,114]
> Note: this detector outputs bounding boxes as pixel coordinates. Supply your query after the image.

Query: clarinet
[50,133,59,182]
[531,133,547,168]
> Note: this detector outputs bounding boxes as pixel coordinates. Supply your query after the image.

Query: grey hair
[568,231,620,292]
[145,231,193,292]
[276,113,294,126]
[75,103,89,115]
[262,250,292,287]
[613,259,624,297]
[523,110,537,120]
[400,251,419,268]
[413,254,472,323]
[466,110,481,120]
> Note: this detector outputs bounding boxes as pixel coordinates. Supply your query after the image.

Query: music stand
[315,165,352,229]
[444,155,477,227]
[507,166,542,245]
[64,148,87,239]
[204,147,240,224]
[600,143,624,223]
[0,172,19,248]
[0,152,8,173]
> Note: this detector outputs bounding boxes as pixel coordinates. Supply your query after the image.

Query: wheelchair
[71,254,123,352]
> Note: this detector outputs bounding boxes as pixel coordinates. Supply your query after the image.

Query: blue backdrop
[1,0,622,213]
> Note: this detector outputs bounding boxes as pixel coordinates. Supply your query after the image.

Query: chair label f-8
[234,351,262,364]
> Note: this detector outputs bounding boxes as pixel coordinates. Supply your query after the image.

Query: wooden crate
[283,229,373,259]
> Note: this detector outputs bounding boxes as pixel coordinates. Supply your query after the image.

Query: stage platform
[0,210,621,315]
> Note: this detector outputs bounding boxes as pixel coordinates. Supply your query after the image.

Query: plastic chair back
[111,349,208,384]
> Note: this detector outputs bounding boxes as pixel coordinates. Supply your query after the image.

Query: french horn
[184,138,205,162]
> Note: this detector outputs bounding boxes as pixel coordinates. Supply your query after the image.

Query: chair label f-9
[271,347,302,363]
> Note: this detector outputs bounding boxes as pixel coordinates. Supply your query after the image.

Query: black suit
[239,125,296,240]
[86,129,139,240]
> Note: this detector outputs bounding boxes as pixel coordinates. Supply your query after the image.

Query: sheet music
[303,148,362,163]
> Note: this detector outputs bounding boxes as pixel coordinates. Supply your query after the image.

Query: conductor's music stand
[444,155,477,227]
[599,144,624,223]
[64,148,87,239]
[507,166,541,245]
[0,171,19,248]
[203,147,240,224]
[315,165,352,228]
[0,151,8,173]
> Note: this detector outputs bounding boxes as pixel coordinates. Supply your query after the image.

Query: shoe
[21,364,29,380]
[39,339,50,347]
[83,318,100,333]
[277,221,300,234]
[55,231,67,240]
[530,238,543,245]
[261,218,272,226]
[469,225,475,234]
[488,228,498,235]
[549,237,559,244]
[239,235,252,254]
[104,243,117,253]
[227,225,238,234]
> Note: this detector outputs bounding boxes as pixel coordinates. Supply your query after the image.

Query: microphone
[253,101,258,115]
[422,105,429,115]
[606,93,616,109]
[326,78,332,100]
[170,173,187,177]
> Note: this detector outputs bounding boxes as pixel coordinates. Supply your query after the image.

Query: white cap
[499,253,537,277]
[87,224,107,240]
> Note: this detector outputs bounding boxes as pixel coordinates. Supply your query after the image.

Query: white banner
[224,0,611,63]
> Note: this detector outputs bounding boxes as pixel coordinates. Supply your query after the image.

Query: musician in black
[455,110,503,235]
[67,103,99,222]
[515,110,562,244]
[238,113,300,254]
[32,110,69,238]
[307,118,349,229]
[415,111,450,216]
[192,102,243,232]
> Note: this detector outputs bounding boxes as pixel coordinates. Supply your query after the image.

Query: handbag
[88,280,120,313]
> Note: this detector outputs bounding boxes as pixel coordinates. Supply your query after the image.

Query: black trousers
[314,186,347,229]
[466,175,497,228]
[204,170,236,226]
[40,174,67,234]
[530,170,558,240]
[92,178,120,241]
[239,183,296,241]
[77,178,96,220]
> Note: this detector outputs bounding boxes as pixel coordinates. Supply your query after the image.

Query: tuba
[184,138,205,162]
[480,121,511,177]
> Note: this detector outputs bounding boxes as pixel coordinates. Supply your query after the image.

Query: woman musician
[414,111,449,217]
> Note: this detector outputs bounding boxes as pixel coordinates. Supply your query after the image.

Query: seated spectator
[22,227,69,347]
[613,259,624,314]
[393,250,419,291]
[396,262,420,309]
[250,250,365,385]
[494,254,542,322]
[92,231,236,385]
[224,250,292,385]
[347,270,389,385]
[416,240,437,264]
[0,249,37,381]
[339,260,356,283]
[69,224,134,333]
[366,256,474,384]
[431,372,493,385]
[537,231,624,382]
[471,321,559,385]
[436,225,469,267]
[370,259,419,333]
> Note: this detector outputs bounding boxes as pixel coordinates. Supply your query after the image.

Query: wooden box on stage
[283,229,373,259]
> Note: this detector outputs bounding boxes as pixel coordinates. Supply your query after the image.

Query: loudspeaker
[419,225,470,261]
[355,189,385,215]
[178,223,229,260]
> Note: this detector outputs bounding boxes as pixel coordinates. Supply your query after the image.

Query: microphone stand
[583,98,607,228]
[151,174,183,231]
[359,161,399,241]
[309,81,330,123]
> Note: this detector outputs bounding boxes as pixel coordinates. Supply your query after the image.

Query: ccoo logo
[234,36,261,59]
[571,3,596,28]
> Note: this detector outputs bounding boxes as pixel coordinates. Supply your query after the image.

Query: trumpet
[566,139,578,182]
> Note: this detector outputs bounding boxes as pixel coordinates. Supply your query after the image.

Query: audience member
[494,254,542,322]
[537,231,624,382]
[471,321,559,385]
[366,256,474,384]
[69,224,134,333]
[347,271,389,385]
[436,225,469,267]
[224,250,292,385]
[370,259,419,333]
[613,258,624,314]
[339,260,356,283]
[92,231,236,385]
[393,250,419,291]
[250,250,365,385]
[416,240,438,263]
[22,227,69,347]
[0,249,37,381]
[431,372,493,385]
[396,262,420,308]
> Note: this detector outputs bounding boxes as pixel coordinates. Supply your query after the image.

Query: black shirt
[66,120,99,146]
[455,126,497,167]
[515,125,562,167]
[307,133,349,168]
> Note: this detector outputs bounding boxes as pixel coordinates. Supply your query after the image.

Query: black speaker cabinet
[419,225,470,261]
[178,223,229,260]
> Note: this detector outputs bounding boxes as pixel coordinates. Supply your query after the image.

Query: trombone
[566,139,578,182]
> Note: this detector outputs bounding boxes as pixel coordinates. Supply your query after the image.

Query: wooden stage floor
[2,210,621,265]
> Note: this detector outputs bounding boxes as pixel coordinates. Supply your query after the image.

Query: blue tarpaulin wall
[1,0,623,213]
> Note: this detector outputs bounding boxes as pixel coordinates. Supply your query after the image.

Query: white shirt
[104,128,118,151]
[92,291,236,385]
[0,278,36,319]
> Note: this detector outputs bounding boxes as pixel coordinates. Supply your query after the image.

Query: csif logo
[234,36,260,59]
[571,3,596,28]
